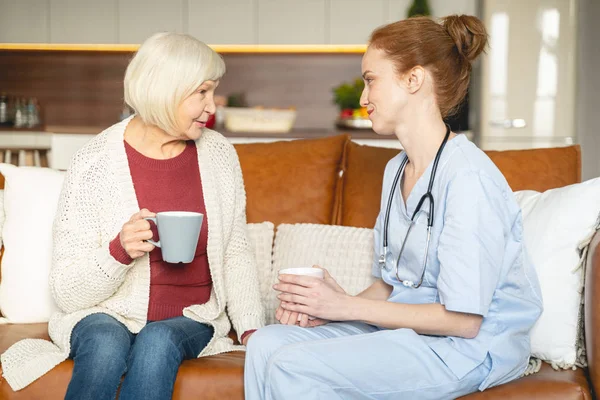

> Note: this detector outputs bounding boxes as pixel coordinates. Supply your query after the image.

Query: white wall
[577,0,600,180]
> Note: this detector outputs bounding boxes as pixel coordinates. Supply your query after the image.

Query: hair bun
[442,15,488,63]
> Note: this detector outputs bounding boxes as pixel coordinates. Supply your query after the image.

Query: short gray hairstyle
[124,32,226,135]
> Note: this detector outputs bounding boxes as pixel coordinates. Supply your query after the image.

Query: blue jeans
[65,313,214,400]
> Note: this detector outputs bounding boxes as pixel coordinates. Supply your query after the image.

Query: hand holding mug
[275,266,348,324]
[119,208,156,259]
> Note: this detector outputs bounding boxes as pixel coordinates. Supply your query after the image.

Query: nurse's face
[360,47,410,136]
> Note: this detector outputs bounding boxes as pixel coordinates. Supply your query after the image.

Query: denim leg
[65,313,134,400]
[119,316,214,400]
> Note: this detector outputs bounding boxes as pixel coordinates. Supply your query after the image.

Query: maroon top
[110,140,211,321]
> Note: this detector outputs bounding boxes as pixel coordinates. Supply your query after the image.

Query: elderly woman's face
[176,80,219,139]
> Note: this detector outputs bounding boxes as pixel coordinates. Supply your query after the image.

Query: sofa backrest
[340,140,582,228]
[0,136,582,288]
[233,134,348,227]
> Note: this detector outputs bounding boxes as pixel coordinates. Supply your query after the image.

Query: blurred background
[0,0,598,179]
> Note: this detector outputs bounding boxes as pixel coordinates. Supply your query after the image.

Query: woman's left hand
[274,274,351,322]
[242,332,254,346]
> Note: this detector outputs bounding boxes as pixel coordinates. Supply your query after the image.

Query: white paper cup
[278,268,324,320]
[278,267,324,279]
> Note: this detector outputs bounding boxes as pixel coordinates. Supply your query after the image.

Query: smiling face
[360,47,411,135]
[175,80,219,140]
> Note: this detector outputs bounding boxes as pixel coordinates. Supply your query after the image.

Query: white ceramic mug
[144,211,203,263]
[278,267,324,320]
[278,267,325,279]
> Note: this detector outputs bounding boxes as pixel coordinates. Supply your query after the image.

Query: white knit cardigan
[0,117,265,391]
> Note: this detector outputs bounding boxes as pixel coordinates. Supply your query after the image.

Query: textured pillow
[268,223,376,324]
[245,222,275,313]
[515,177,600,368]
[0,164,65,323]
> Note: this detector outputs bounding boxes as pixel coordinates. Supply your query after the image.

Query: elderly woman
[1,32,264,400]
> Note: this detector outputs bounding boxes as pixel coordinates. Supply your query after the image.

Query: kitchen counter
[0,125,404,169]
[1,125,387,139]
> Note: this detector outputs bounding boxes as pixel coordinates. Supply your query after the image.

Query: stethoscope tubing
[379,124,452,287]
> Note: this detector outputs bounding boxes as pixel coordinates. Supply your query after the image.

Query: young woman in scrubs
[244,14,543,400]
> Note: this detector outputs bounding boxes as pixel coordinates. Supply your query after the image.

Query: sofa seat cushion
[0,324,592,400]
[0,323,245,400]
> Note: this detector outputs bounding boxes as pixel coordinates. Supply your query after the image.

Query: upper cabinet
[0,0,50,43]
[0,0,478,46]
[257,0,327,44]
[118,0,184,44]
[428,0,477,18]
[329,0,386,44]
[387,1,413,23]
[388,0,476,22]
[188,0,256,44]
[49,0,118,44]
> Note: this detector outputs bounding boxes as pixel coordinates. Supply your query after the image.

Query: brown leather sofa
[0,134,594,399]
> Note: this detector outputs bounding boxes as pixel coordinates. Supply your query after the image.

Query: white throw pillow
[515,177,600,368]
[0,164,65,323]
[245,221,275,312]
[0,164,276,324]
[268,224,376,324]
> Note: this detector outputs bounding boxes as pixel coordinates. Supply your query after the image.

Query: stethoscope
[378,124,451,288]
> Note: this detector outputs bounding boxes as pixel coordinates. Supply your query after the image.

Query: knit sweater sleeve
[49,155,133,314]
[223,145,265,341]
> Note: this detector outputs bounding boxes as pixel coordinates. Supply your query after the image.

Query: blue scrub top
[372,134,543,390]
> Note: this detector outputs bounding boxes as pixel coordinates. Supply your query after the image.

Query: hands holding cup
[274,266,347,328]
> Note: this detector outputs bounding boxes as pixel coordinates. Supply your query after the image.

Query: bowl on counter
[222,107,297,133]
[334,107,373,130]
[335,118,372,130]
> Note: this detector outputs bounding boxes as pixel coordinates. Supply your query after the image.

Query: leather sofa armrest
[585,229,600,395]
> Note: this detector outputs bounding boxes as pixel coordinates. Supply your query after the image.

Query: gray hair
[124,32,226,134]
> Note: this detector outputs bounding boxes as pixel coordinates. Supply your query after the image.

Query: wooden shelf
[0,43,367,54]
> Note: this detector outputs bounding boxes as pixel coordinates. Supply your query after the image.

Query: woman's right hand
[119,208,156,259]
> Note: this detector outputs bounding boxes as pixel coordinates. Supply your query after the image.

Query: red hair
[369,15,488,118]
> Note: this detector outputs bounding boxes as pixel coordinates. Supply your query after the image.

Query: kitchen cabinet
[329,0,386,44]
[479,0,577,150]
[118,0,184,44]
[0,0,50,43]
[49,0,118,44]
[188,0,256,44]
[428,0,477,18]
[388,0,477,22]
[257,0,327,44]
[2,0,479,46]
